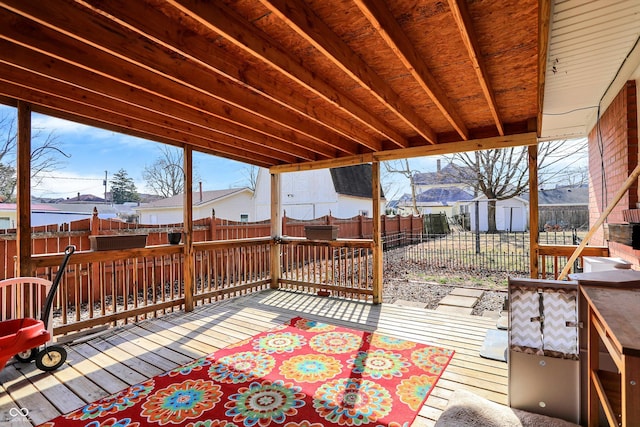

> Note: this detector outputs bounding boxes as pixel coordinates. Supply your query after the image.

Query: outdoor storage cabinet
[508,278,580,424]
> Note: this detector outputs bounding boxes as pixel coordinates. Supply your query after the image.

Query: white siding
[254,168,382,220]
[137,192,254,224]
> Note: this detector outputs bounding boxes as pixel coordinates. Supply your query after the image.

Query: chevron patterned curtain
[509,287,543,353]
[542,289,578,357]
[509,285,579,359]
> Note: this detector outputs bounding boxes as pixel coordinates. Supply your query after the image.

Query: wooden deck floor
[0,289,508,426]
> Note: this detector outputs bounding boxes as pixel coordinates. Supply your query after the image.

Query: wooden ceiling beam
[0,39,315,163]
[80,0,383,153]
[447,0,503,136]
[0,1,358,157]
[271,132,538,173]
[259,0,438,144]
[355,0,470,140]
[537,0,552,138]
[0,81,278,168]
[167,0,409,149]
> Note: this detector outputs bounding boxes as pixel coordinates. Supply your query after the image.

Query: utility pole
[103,170,108,203]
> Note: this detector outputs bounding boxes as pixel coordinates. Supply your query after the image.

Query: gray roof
[521,185,588,205]
[138,188,250,209]
[415,187,474,204]
[413,163,475,185]
[330,164,385,199]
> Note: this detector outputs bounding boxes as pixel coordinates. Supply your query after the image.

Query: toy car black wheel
[35,346,67,371]
[14,347,38,363]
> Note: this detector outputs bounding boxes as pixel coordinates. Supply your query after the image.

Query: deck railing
[537,244,609,279]
[279,238,375,301]
[31,238,272,336]
[28,236,608,336]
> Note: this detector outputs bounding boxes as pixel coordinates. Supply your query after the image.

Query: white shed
[467,195,529,232]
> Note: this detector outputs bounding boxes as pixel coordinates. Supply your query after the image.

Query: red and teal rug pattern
[39,317,454,427]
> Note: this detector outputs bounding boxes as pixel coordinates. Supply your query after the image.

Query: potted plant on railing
[167,229,182,244]
[89,233,148,251]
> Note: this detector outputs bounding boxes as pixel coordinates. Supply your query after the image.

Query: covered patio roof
[2,0,638,171]
[0,0,546,170]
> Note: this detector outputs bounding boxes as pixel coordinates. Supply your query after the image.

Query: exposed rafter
[81,0,384,153]
[2,1,359,157]
[355,0,469,140]
[259,0,438,144]
[447,0,503,136]
[167,0,409,149]
[0,0,541,170]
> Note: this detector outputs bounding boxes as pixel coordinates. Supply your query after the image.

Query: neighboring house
[136,188,253,224]
[253,164,385,220]
[0,202,120,228]
[396,187,474,217]
[522,184,589,230]
[412,161,475,194]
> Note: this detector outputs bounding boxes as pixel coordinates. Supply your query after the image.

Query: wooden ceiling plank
[447,0,503,136]
[1,1,356,157]
[81,0,383,152]
[271,132,538,173]
[0,81,277,168]
[166,0,409,149]
[355,0,470,139]
[0,38,317,163]
[0,71,284,164]
[258,0,437,144]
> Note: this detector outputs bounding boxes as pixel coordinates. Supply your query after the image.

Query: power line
[36,175,103,181]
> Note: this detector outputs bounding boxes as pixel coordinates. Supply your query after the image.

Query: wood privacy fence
[0,209,423,280]
[0,210,418,334]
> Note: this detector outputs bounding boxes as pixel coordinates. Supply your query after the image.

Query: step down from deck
[393,299,428,309]
[435,287,484,316]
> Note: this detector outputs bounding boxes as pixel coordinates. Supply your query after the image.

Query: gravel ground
[382,279,507,315]
[381,247,510,316]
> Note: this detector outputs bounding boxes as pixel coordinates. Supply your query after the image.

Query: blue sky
[1,104,586,201]
[1,105,254,199]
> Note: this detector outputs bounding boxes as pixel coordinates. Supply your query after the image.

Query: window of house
[240,213,249,222]
[358,210,369,217]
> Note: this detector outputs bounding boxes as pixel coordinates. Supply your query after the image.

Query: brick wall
[588,81,639,259]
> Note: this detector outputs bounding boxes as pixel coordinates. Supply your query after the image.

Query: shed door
[504,206,524,232]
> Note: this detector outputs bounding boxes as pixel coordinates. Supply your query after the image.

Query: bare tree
[445,139,587,232]
[242,165,259,191]
[0,114,69,200]
[143,146,186,197]
[383,159,419,215]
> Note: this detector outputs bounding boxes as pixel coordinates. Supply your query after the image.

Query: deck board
[0,289,509,426]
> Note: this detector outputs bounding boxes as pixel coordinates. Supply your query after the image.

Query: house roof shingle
[415,187,474,204]
[521,185,588,205]
[413,164,475,186]
[330,164,384,199]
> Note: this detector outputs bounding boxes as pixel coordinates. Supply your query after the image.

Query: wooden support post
[16,101,32,277]
[183,146,194,311]
[270,172,281,289]
[372,161,382,304]
[558,163,640,280]
[529,144,539,278]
